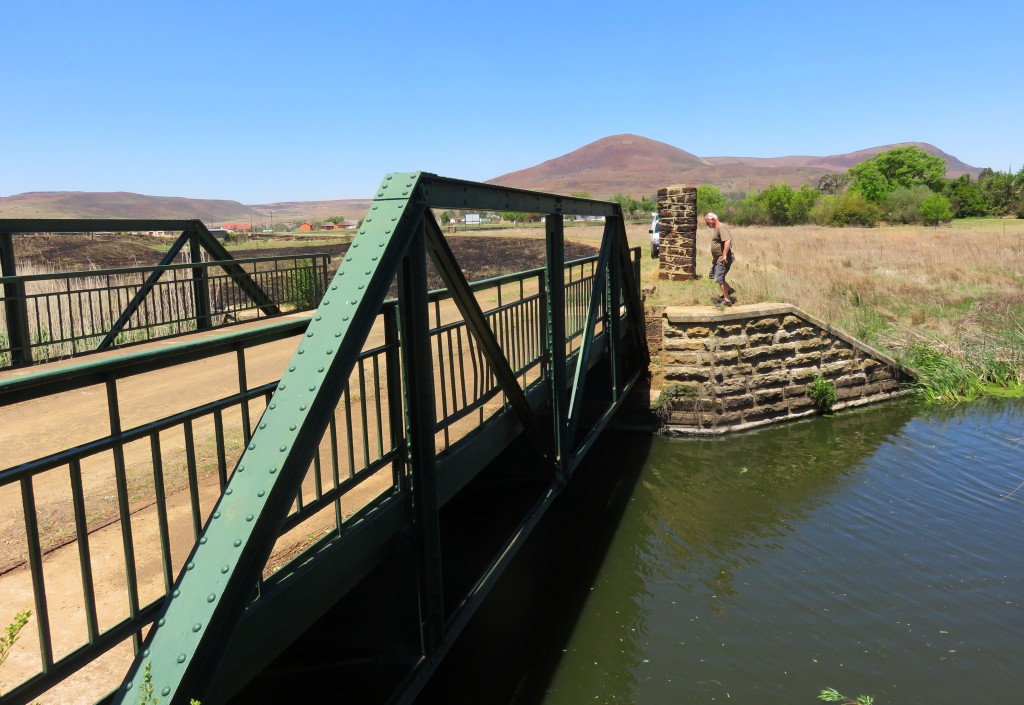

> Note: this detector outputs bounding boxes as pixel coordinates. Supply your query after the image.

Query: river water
[422,398,1024,704]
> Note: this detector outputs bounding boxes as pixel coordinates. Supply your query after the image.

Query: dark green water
[540,399,1024,704]
[423,398,1024,704]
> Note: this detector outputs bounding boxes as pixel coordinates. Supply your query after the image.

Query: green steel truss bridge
[0,174,649,705]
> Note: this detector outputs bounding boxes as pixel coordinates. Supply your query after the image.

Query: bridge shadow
[224,425,653,705]
[416,429,654,705]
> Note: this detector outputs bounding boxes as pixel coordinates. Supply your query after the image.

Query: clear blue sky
[3,0,1021,204]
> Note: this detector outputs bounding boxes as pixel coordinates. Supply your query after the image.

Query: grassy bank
[632,219,1024,401]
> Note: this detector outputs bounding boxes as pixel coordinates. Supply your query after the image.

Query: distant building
[220,223,252,231]
[298,223,313,232]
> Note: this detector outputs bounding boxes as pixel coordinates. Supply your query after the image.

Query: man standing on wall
[705,212,736,306]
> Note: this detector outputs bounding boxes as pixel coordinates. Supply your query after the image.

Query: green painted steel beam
[111,173,428,705]
[545,215,568,478]
[106,172,649,705]
[96,233,192,350]
[414,173,619,217]
[564,220,614,453]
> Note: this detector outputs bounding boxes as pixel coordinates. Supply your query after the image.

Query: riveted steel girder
[109,173,649,705]
[112,174,429,705]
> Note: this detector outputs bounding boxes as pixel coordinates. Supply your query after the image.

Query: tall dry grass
[637,219,1024,395]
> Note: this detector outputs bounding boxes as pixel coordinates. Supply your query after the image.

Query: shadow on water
[416,429,655,705]
[417,400,924,705]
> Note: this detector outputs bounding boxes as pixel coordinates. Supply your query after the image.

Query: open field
[630,218,1024,397]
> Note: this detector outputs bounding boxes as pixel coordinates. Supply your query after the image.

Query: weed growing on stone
[808,375,837,413]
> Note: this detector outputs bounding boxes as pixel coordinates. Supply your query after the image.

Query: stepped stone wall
[657,302,914,434]
[657,186,697,281]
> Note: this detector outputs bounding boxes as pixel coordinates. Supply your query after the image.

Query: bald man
[705,212,736,306]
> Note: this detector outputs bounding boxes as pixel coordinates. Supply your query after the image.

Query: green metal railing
[110,173,647,705]
[0,236,630,705]
[0,219,322,369]
[0,254,329,368]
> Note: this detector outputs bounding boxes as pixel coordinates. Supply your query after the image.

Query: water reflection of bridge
[0,174,649,705]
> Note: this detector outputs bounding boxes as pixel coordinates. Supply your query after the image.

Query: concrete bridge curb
[649,302,916,435]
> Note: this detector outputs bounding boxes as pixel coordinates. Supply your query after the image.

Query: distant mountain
[0,191,256,221]
[488,134,983,198]
[0,191,374,224]
[0,136,985,219]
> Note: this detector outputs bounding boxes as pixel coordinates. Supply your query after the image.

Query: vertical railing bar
[69,458,101,643]
[184,419,202,540]
[372,353,385,461]
[21,475,54,670]
[455,327,469,409]
[312,441,324,501]
[150,432,175,594]
[329,416,343,533]
[358,358,371,471]
[433,301,450,447]
[343,382,356,479]
[106,377,142,651]
[236,347,252,444]
[383,304,405,489]
[445,328,458,418]
[214,409,228,489]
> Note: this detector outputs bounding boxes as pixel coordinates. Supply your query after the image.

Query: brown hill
[0,137,984,219]
[489,134,711,197]
[0,191,374,224]
[0,191,255,221]
[488,134,983,198]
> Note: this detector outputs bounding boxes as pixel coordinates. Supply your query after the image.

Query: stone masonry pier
[656,302,915,435]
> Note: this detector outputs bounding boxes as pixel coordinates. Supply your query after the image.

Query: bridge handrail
[0,253,331,369]
[0,246,628,705]
[0,252,603,403]
[1,174,650,705]
[0,254,330,284]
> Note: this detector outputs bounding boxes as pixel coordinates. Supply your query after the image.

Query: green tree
[788,184,819,224]
[848,145,947,202]
[757,183,795,225]
[921,193,954,225]
[325,215,346,224]
[817,172,850,195]
[724,193,770,226]
[848,161,891,203]
[638,196,658,214]
[978,168,1020,216]
[696,184,726,215]
[826,191,882,226]
[943,175,987,217]
[610,193,640,219]
[883,185,932,224]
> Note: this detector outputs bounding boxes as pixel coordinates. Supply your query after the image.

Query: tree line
[701,146,1024,227]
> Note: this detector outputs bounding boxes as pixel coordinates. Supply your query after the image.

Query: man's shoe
[722,299,733,306]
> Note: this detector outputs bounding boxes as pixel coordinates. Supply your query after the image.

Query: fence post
[189,229,212,330]
[1,232,34,365]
